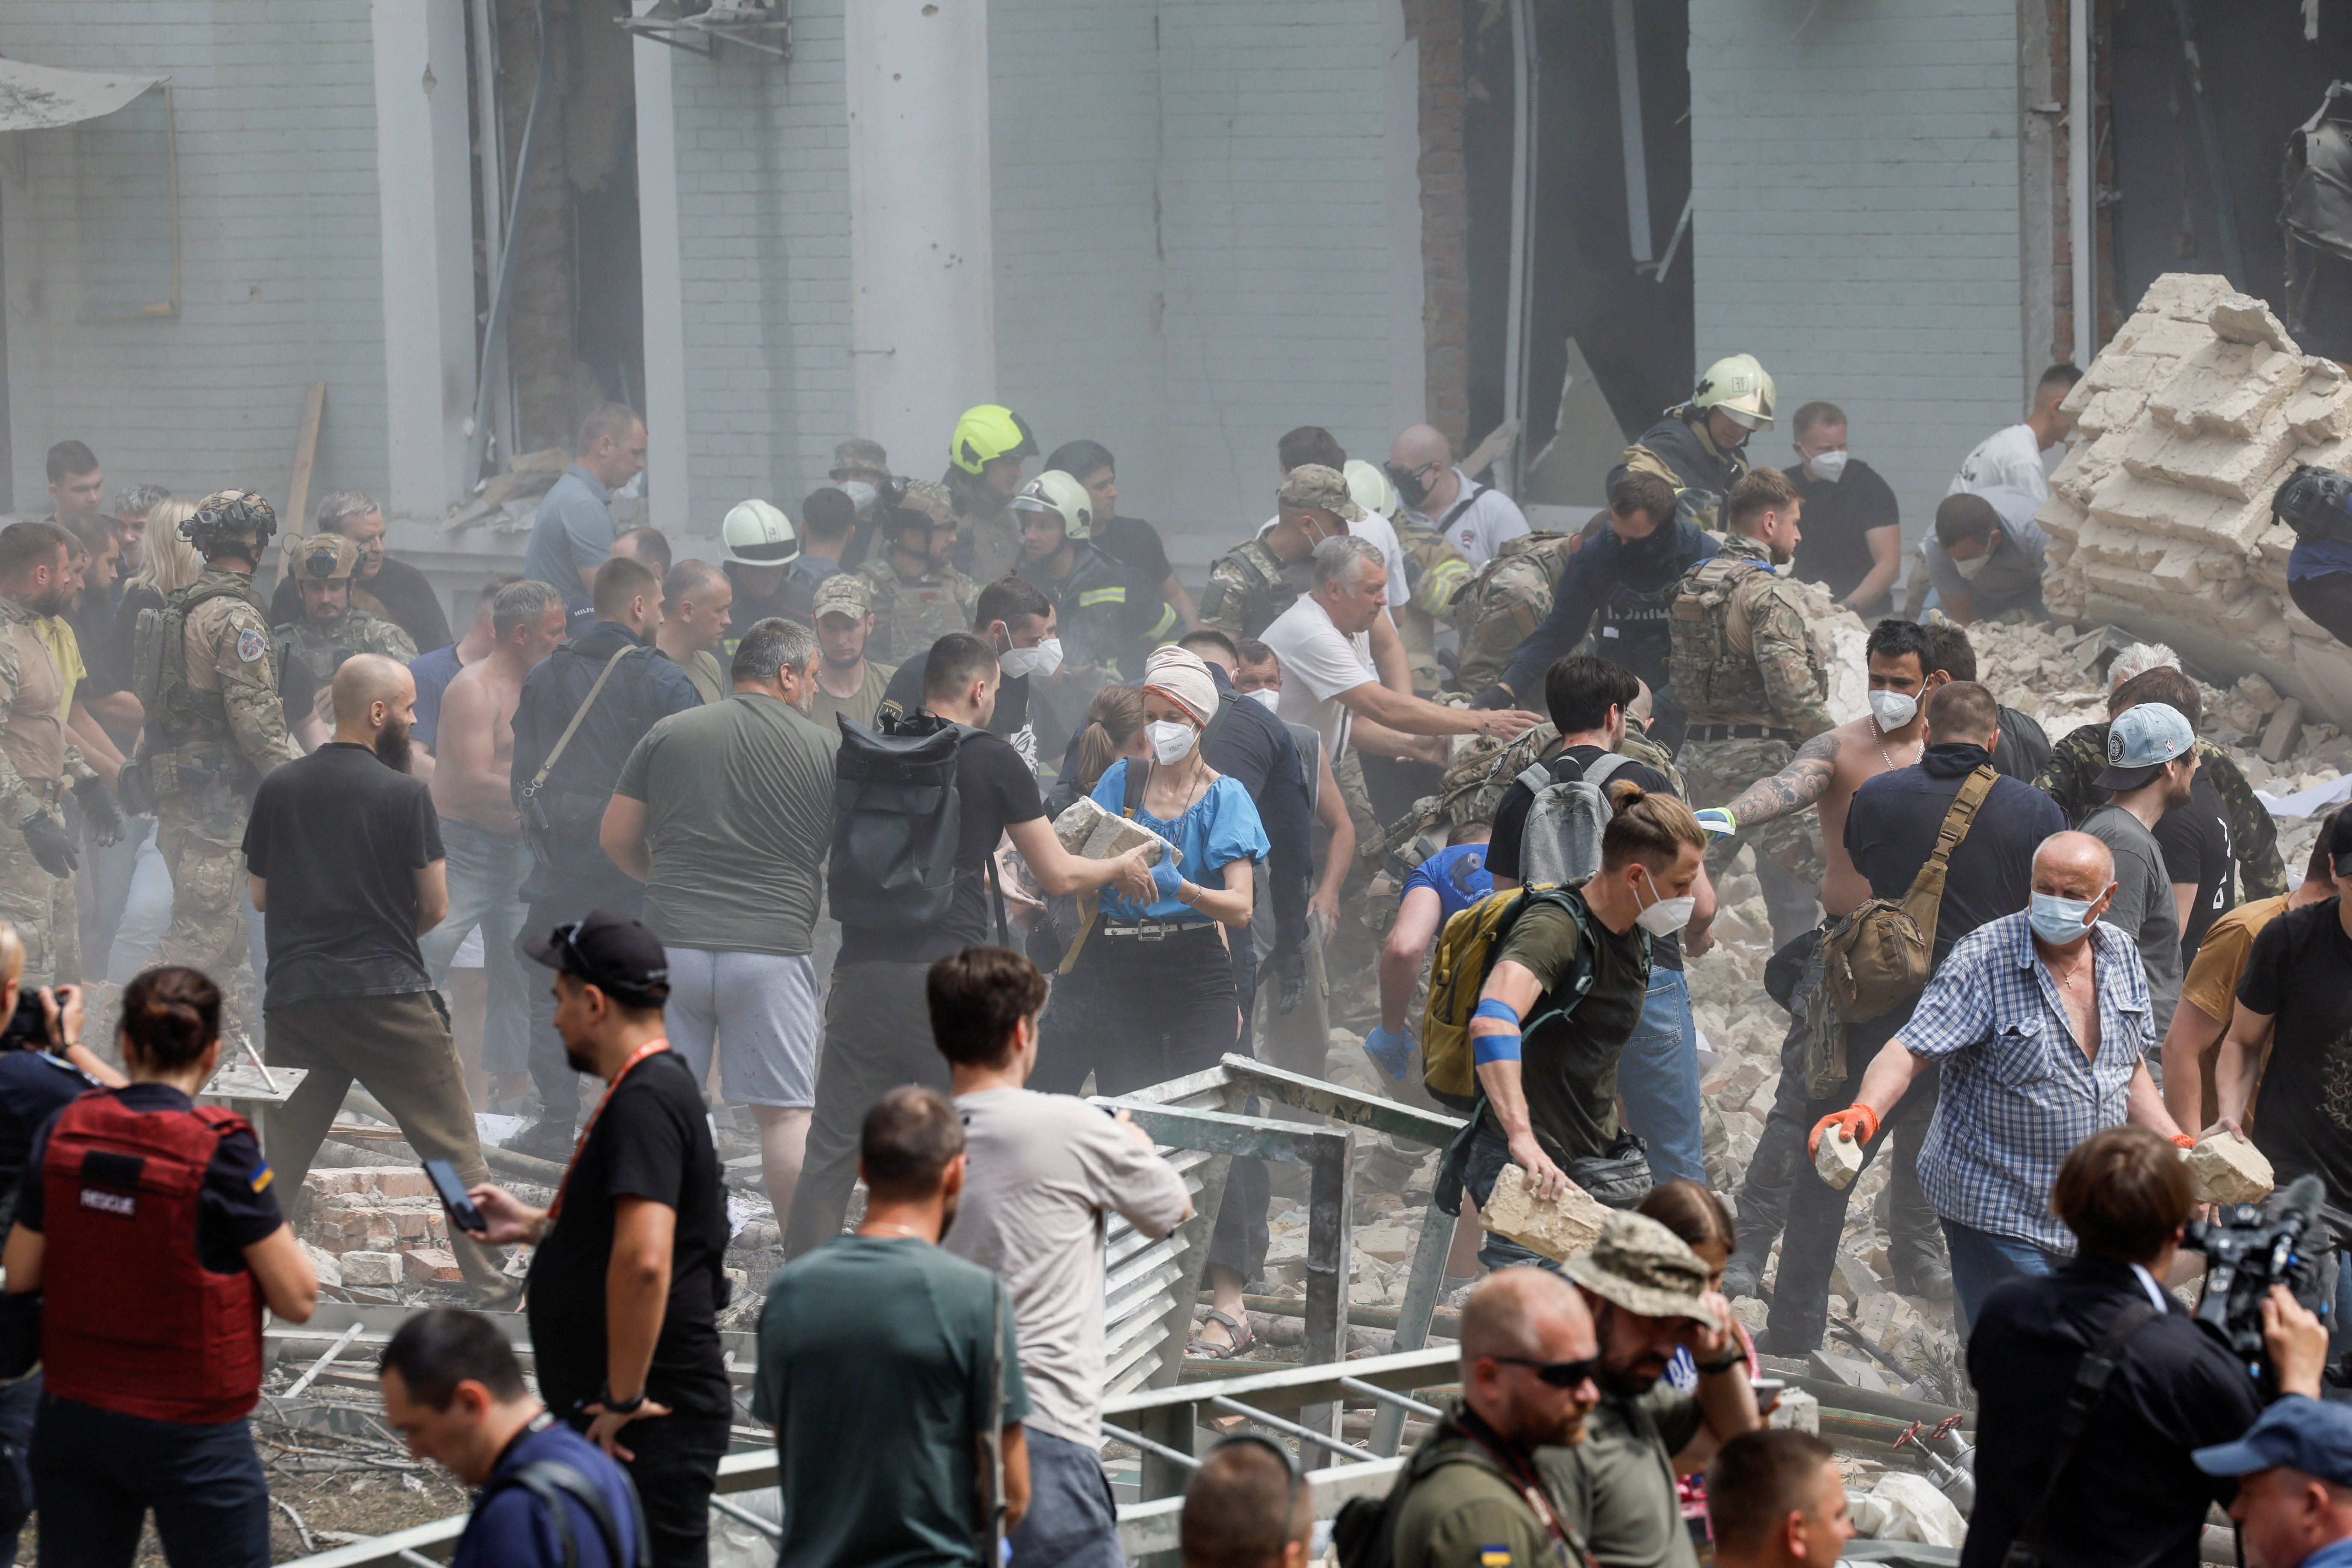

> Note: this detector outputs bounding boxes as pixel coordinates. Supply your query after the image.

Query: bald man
[244,655,513,1302]
[1181,1439,1314,1568]
[1387,424,1530,569]
[1383,1270,1598,1568]
[1813,830,2189,1329]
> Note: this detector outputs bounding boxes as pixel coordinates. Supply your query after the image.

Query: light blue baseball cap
[2094,702,2196,791]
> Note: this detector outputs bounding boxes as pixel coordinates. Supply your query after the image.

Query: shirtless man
[1695,618,1952,1302]
[422,580,569,1104]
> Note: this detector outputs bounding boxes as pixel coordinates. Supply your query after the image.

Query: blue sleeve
[1259,728,1313,959]
[1090,761,1130,811]
[1498,552,1598,696]
[1199,778,1271,877]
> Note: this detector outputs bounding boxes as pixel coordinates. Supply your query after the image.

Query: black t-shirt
[242,742,445,1005]
[0,1051,96,1218]
[837,729,1046,967]
[526,1049,732,1420]
[270,557,452,654]
[1488,745,1682,971]
[2239,900,2352,1205]
[19,1084,284,1273]
[876,661,1031,743]
[2154,769,2236,964]
[1092,516,1173,586]
[1786,459,1900,606]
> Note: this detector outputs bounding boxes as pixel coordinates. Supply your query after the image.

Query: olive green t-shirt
[1482,895,1652,1165]
[809,659,897,737]
[613,690,838,955]
[1542,1385,1704,1568]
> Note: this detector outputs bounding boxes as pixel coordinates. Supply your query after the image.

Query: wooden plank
[286,379,327,542]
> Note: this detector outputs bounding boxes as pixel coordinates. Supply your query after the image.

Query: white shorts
[662,948,821,1109]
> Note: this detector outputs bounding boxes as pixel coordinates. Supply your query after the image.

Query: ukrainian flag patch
[1480,1548,1512,1566]
[250,1162,274,1194]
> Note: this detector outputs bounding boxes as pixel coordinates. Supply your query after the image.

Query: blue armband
[1471,998,1523,1065]
[1474,999,1522,1026]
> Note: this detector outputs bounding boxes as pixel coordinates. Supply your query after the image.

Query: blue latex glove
[1363,1025,1413,1081]
[1693,807,1737,842]
[1150,857,1186,903]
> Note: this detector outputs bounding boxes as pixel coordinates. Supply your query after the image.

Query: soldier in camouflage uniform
[860,502,981,665]
[0,521,123,985]
[274,533,418,744]
[945,403,1037,588]
[1668,470,1834,921]
[1451,532,1579,694]
[2033,721,2286,899]
[136,492,301,1031]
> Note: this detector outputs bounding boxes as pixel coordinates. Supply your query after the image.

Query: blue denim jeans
[1617,966,1705,1185]
[1461,1126,1565,1275]
[1008,1428,1126,1568]
[418,821,534,1075]
[1943,1217,2067,1337]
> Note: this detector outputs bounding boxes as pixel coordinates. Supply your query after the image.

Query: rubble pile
[297,1168,465,1288]
[2042,271,2352,724]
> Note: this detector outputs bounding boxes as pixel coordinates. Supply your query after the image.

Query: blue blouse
[1091,763,1271,921]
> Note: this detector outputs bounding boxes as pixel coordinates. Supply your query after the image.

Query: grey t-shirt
[523,464,616,591]
[943,1088,1193,1445]
[1923,483,2048,610]
[613,690,838,955]
[2083,803,2184,1036]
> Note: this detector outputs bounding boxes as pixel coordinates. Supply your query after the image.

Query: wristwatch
[597,1383,647,1416]
[1696,1350,1746,1375]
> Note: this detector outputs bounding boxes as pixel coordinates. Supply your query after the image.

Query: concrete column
[1383,0,1427,437]
[845,0,996,469]
[370,0,475,519]
[633,2,691,534]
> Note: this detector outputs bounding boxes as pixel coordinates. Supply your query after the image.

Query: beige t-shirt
[2180,894,2290,1024]
[943,1087,1193,1444]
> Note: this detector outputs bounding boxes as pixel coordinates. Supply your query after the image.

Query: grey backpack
[1516,752,1633,888]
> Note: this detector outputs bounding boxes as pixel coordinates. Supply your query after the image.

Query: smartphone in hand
[424,1158,486,1235]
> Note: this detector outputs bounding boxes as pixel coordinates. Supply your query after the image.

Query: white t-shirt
[1260,511,1405,626]
[943,1087,1194,1445]
[1406,469,1531,568]
[1262,592,1374,758]
[1948,422,2054,501]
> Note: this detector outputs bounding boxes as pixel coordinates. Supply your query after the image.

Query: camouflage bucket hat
[1563,1211,1723,1331]
[285,533,360,582]
[812,573,871,619]
[1276,463,1367,523]
[833,437,889,475]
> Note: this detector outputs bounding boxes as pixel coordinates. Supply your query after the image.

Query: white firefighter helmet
[720,499,800,566]
[1690,353,1777,432]
[1009,470,1094,540]
[1342,459,1404,523]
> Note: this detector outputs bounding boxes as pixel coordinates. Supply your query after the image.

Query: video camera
[2185,1173,2334,1393]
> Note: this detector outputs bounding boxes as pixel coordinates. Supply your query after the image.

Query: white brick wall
[1688,0,2028,543]
[0,1,391,513]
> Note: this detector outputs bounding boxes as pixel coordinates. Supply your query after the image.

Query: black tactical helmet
[183,490,279,556]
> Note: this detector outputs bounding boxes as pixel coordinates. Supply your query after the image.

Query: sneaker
[1720,1256,1763,1302]
[504,1116,577,1163]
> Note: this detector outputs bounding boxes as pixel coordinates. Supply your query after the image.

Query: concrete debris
[1480,1162,1610,1261]
[1051,795,1176,865]
[302,1169,453,1258]
[338,1251,402,1288]
[1850,1473,1969,1547]
[1815,1128,1865,1192]
[2189,1131,2276,1205]
[1767,1387,1821,1433]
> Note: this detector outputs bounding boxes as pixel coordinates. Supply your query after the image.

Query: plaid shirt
[1908,911,2154,1253]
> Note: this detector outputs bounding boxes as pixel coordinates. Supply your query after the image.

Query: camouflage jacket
[1452,532,1578,695]
[950,489,1022,590]
[1198,539,1309,643]
[0,597,94,823]
[1668,533,1834,737]
[275,610,418,685]
[173,567,301,775]
[2033,724,2287,899]
[860,557,981,667]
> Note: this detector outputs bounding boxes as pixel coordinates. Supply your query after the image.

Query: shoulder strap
[493,1456,648,1568]
[1123,757,1147,817]
[2009,1299,2161,1567]
[1437,484,1484,533]
[527,647,641,793]
[1896,767,1999,955]
[1583,753,1633,788]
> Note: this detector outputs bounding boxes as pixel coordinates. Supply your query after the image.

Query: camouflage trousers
[154,786,253,1036]
[0,810,80,988]
[1678,736,1826,891]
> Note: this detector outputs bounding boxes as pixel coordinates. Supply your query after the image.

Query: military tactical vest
[1198,540,1301,640]
[1668,555,1779,724]
[866,564,974,666]
[1450,532,1576,692]
[134,576,268,750]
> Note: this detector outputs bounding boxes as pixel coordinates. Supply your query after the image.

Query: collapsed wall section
[2041,272,2352,723]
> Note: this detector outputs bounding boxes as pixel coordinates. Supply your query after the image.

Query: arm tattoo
[1725,731,1839,825]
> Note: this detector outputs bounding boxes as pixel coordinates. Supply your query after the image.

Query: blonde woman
[98,496,199,982]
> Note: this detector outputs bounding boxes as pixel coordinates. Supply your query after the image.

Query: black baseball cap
[2329,808,2352,880]
[521,909,670,1007]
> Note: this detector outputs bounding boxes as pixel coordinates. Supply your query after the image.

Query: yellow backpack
[1419,884,1604,1098]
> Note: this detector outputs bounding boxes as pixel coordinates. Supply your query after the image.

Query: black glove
[1469,683,1515,712]
[19,812,76,878]
[1275,949,1306,1016]
[73,777,124,847]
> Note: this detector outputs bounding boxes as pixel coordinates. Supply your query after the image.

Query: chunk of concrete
[2262,699,2306,764]
[1480,1163,1609,1261]
[402,1247,462,1283]
[340,1250,402,1287]
[1049,795,1174,866]
[2189,1132,2275,1206]
[1767,1387,1820,1434]
[1814,1128,1865,1191]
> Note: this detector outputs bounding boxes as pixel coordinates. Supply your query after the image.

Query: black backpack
[830,711,1010,937]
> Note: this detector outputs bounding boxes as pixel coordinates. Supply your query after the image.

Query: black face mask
[1385,461,1432,510]
[1619,526,1676,566]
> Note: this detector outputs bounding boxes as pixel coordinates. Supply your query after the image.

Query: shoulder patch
[237,628,266,663]
[1480,1550,1513,1567]
[250,1161,274,1194]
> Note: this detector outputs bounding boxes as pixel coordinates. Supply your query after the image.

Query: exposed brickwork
[1406,0,1470,448]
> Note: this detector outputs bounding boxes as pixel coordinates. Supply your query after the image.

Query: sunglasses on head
[1490,1354,1601,1388]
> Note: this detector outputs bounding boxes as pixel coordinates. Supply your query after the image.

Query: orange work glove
[2172,1133,2197,1149]
[1808,1104,1880,1158]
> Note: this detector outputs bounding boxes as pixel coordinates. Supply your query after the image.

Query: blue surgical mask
[2029,891,2098,946]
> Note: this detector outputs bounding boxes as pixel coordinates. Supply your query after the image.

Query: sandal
[1186,1308,1256,1360]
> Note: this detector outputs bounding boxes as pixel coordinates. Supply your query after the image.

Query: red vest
[39,1090,265,1424]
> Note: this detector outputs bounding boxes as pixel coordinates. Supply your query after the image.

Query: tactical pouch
[1819,767,1997,1021]
[115,758,157,818]
[1802,978,1849,1100]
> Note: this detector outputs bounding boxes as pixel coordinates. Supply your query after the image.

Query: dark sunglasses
[1491,1354,1601,1388]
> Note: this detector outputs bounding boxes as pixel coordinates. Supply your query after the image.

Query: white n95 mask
[999,638,1063,680]
[1868,689,1918,729]
[1146,721,1198,765]
[1807,449,1850,484]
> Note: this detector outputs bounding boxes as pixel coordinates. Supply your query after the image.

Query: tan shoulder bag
[1820,765,1999,1022]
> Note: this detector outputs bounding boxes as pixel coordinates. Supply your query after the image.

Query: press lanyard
[547,1038,670,1222]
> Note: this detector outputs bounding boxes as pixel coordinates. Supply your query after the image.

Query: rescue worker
[273,532,418,749]
[1607,352,1777,534]
[717,499,799,658]
[861,499,981,667]
[136,492,301,1032]
[1199,465,1383,644]
[4,964,318,1566]
[0,523,120,987]
[945,402,1039,588]
[1669,467,1836,938]
[1450,528,1580,698]
[1473,472,1715,750]
[1014,469,1176,679]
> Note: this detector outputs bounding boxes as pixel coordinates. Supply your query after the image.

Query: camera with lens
[2184,1173,2336,1394]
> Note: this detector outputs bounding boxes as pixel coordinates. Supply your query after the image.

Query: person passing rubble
[5,965,318,1568]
